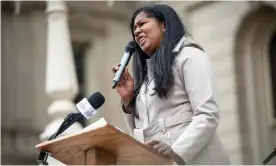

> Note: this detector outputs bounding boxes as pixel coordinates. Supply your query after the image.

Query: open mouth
[139,37,146,45]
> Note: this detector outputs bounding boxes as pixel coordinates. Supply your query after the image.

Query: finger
[122,73,128,81]
[115,74,127,89]
[115,84,123,92]
[123,74,129,81]
[112,66,116,73]
[112,66,120,73]
[145,140,160,147]
[153,142,166,150]
[116,63,121,67]
[163,149,174,156]
[145,140,160,145]
[122,68,128,81]
[121,73,128,82]
[125,67,133,82]
[119,77,126,86]
[157,146,169,154]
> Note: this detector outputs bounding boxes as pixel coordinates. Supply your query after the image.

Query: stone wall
[1,10,49,164]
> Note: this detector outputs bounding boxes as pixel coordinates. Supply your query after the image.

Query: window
[72,42,88,126]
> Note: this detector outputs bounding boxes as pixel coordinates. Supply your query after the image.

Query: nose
[134,27,141,36]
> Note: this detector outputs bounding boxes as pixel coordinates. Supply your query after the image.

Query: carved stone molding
[183,1,215,13]
[66,1,137,21]
[248,1,276,11]
[68,11,107,43]
[67,1,139,43]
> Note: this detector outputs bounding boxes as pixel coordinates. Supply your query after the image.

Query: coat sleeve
[171,47,220,164]
[121,105,135,136]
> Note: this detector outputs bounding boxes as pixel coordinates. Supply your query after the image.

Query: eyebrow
[134,18,147,26]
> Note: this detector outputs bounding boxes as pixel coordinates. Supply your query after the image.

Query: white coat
[122,36,231,165]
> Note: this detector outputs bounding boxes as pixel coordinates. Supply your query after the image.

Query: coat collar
[172,36,187,53]
[172,36,201,53]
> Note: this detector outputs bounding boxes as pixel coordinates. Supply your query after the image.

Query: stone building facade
[1,1,276,164]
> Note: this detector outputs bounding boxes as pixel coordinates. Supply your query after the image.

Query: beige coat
[122,37,231,164]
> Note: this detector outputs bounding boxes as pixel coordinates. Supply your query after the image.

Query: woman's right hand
[112,64,134,108]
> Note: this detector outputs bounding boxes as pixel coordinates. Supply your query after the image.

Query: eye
[139,22,146,26]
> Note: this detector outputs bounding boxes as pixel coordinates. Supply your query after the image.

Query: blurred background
[1,0,276,165]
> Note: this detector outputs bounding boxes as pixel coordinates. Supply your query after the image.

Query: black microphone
[112,41,136,89]
[54,92,105,138]
[75,92,105,119]
[37,92,105,165]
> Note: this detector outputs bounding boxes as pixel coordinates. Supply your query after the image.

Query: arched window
[234,5,276,164]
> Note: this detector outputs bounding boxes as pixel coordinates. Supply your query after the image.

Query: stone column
[40,0,82,141]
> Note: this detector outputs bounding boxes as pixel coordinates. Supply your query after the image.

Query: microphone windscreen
[125,41,136,53]
[87,92,105,109]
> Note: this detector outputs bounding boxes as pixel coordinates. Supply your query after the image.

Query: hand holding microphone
[112,64,134,112]
[112,40,135,89]
[112,41,136,111]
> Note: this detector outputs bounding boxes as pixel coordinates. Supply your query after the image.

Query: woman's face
[133,11,165,55]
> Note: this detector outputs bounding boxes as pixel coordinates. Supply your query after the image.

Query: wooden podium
[35,119,173,165]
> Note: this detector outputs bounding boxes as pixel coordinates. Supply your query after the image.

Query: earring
[163,29,166,35]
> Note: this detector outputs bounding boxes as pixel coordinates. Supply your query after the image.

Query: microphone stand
[37,113,83,165]
[263,148,276,165]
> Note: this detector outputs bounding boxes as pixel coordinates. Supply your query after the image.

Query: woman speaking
[112,4,230,165]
